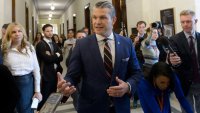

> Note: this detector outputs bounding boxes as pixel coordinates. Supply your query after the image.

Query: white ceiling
[33,0,74,19]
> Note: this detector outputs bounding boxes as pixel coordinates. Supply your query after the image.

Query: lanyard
[156,92,164,112]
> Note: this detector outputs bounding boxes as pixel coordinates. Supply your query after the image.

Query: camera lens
[151,22,159,28]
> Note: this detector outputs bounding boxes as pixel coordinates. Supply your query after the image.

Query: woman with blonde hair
[2,22,42,113]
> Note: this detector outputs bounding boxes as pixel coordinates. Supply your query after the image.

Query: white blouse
[3,45,41,92]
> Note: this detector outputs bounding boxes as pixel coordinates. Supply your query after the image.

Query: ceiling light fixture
[50,4,55,10]
[49,13,52,17]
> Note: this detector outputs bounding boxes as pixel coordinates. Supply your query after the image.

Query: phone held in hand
[31,98,39,109]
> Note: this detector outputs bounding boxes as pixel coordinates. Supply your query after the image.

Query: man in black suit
[169,9,200,113]
[132,21,147,67]
[36,24,63,111]
[131,21,147,108]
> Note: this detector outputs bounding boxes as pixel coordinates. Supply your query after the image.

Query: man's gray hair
[94,1,116,18]
[180,9,196,17]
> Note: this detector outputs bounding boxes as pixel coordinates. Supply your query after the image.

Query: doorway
[25,2,29,40]
[112,0,128,36]
[84,4,91,34]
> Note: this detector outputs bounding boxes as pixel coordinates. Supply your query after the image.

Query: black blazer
[36,40,63,82]
[0,65,20,113]
[170,31,200,95]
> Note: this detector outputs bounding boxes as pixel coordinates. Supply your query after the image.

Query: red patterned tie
[104,39,113,80]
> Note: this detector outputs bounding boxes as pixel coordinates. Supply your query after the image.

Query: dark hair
[2,23,9,29]
[76,30,87,35]
[146,62,175,90]
[33,32,43,45]
[94,1,116,18]
[67,29,74,33]
[42,24,53,31]
[82,27,88,30]
[136,21,146,27]
[52,34,60,42]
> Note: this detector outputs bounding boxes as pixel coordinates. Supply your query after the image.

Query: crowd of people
[0,1,199,113]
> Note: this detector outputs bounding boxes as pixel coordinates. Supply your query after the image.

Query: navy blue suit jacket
[65,33,143,113]
[170,31,200,95]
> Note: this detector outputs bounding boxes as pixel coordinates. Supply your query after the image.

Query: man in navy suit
[169,10,200,113]
[57,1,143,113]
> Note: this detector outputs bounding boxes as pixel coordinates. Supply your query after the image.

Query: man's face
[180,14,197,34]
[92,8,116,37]
[137,23,146,35]
[68,30,74,38]
[76,32,86,39]
[43,26,53,39]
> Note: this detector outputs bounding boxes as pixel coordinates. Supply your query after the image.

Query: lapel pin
[118,41,120,44]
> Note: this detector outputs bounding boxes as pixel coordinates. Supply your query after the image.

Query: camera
[151,21,162,29]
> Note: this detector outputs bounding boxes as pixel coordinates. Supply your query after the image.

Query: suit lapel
[113,34,121,75]
[89,34,124,82]
[180,32,190,55]
[89,35,106,75]
[196,32,200,63]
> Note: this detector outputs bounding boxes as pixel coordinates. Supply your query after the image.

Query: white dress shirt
[96,33,132,92]
[184,31,197,55]
[96,33,115,67]
[3,45,41,92]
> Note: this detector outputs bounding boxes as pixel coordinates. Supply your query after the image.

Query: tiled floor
[55,94,181,113]
[55,97,144,113]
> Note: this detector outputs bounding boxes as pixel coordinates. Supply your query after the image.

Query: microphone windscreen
[159,37,169,47]
[159,37,175,53]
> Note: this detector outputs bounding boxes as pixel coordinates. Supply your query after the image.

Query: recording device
[158,37,175,53]
[31,98,39,109]
[151,21,163,29]
[39,93,63,113]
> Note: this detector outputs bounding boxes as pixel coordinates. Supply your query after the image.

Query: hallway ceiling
[33,0,74,19]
